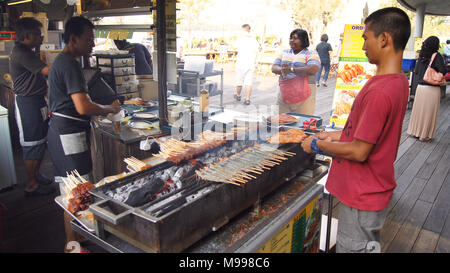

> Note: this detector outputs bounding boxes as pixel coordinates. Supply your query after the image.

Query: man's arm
[71,92,121,116]
[301,135,374,162]
[315,130,342,142]
[142,45,153,68]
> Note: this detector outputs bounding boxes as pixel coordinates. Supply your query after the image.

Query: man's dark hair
[242,24,250,30]
[364,7,411,52]
[447,40,450,45]
[63,16,94,44]
[290,29,310,49]
[321,34,328,42]
[14,17,43,42]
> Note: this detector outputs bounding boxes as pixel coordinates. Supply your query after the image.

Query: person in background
[9,17,54,196]
[443,39,450,65]
[271,29,320,115]
[47,16,121,252]
[114,39,153,75]
[315,34,333,87]
[234,24,260,105]
[301,7,411,253]
[407,36,447,142]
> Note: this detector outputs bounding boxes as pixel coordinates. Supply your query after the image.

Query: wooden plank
[394,140,425,180]
[381,178,427,251]
[435,212,450,253]
[419,145,450,203]
[395,136,416,164]
[423,172,450,233]
[411,229,439,253]
[416,125,450,179]
[386,200,432,253]
[436,236,450,253]
[387,178,427,221]
[391,144,434,207]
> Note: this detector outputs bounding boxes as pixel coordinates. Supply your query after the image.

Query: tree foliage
[177,0,211,48]
[379,0,450,39]
[280,0,348,44]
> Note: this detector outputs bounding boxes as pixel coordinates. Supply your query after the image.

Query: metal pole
[325,194,333,252]
[157,0,168,128]
[414,3,426,38]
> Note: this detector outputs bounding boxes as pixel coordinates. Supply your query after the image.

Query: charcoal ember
[125,178,165,207]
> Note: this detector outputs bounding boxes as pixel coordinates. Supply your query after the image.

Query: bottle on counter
[199,86,209,114]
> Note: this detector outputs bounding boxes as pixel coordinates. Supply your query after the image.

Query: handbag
[423,53,446,85]
[279,50,312,104]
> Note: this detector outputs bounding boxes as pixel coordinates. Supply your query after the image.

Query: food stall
[0,0,329,253]
[60,108,330,253]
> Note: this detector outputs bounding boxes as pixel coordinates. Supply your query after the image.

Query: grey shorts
[336,203,388,253]
[22,142,46,161]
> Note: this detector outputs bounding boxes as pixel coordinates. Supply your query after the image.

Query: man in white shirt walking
[234,24,260,105]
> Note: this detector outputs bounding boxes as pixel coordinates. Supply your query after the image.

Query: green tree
[280,0,348,45]
[177,0,211,49]
[379,0,450,39]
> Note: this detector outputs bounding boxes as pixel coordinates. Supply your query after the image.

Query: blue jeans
[316,62,330,83]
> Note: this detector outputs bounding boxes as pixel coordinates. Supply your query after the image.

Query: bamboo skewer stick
[73,170,88,183]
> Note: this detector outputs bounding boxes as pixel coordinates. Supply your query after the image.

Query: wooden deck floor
[0,62,448,252]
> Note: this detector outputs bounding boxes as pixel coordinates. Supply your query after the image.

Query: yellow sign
[256,197,320,253]
[330,24,376,127]
[107,29,133,40]
[340,24,367,59]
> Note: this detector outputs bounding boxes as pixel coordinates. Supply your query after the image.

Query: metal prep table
[70,162,328,253]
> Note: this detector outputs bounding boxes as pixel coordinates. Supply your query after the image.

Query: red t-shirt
[325,73,409,211]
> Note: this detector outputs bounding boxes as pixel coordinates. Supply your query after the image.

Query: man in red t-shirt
[301,7,411,253]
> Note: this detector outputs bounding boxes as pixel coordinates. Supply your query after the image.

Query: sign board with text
[329,24,376,127]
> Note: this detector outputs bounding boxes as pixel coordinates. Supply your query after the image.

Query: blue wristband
[311,138,322,153]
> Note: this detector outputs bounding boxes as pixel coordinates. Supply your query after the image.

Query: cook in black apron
[47,110,92,183]
[15,94,48,161]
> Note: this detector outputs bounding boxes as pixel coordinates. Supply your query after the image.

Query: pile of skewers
[124,156,151,172]
[61,170,96,214]
[155,130,230,163]
[195,145,296,186]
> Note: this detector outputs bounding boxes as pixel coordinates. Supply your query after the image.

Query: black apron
[15,94,48,147]
[47,112,92,183]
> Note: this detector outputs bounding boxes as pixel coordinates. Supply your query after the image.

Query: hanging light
[7,0,33,6]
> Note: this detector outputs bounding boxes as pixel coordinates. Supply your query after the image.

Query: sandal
[244,100,251,105]
[24,184,55,197]
[234,94,241,101]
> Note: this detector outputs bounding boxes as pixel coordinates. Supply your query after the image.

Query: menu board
[329,24,376,127]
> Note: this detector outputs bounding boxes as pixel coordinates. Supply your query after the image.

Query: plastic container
[402,59,416,71]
